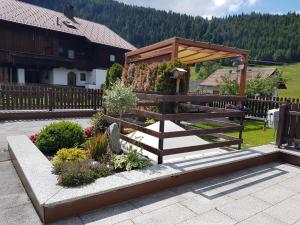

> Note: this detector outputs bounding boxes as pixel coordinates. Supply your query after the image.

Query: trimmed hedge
[36,121,84,155]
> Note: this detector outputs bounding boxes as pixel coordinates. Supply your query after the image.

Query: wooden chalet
[125,37,249,95]
[0,0,135,89]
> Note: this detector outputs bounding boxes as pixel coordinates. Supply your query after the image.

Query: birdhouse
[171,67,187,94]
[171,67,187,79]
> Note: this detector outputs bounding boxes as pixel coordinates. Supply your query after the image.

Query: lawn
[275,63,300,99]
[194,119,276,149]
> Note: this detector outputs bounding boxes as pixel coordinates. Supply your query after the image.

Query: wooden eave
[125,37,249,65]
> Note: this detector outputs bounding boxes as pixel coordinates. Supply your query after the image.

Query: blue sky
[117,0,300,18]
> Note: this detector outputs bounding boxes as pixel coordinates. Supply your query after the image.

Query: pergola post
[171,39,179,60]
[239,54,248,96]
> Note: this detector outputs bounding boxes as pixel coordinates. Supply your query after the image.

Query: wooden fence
[0,83,103,111]
[210,96,300,118]
[105,93,246,164]
[276,103,300,149]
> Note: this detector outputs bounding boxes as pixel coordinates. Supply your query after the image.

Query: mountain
[22,0,300,63]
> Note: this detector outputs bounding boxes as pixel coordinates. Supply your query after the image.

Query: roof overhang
[126,37,249,65]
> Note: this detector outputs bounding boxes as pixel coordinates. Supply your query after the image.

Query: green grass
[275,63,300,99]
[194,119,276,149]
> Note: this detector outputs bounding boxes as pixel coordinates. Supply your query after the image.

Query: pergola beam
[176,38,249,55]
[128,46,173,63]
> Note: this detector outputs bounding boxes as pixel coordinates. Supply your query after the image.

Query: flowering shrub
[84,127,93,138]
[30,134,38,143]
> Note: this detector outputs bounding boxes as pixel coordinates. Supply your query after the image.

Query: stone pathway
[0,119,300,225]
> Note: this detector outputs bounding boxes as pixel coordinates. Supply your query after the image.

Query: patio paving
[0,119,300,225]
[44,161,299,225]
[2,156,300,225]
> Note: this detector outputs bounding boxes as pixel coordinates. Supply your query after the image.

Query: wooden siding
[0,21,127,70]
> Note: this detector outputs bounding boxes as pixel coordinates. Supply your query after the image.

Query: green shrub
[113,145,151,171]
[105,63,123,89]
[56,160,114,187]
[35,121,84,155]
[52,148,88,167]
[91,111,108,134]
[86,135,109,161]
[145,118,156,125]
[155,61,188,93]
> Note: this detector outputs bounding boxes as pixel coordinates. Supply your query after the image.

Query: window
[68,49,75,59]
[80,73,86,81]
[110,54,116,62]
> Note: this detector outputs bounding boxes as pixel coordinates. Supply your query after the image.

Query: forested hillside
[23,0,300,63]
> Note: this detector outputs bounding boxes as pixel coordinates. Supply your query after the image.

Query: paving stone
[250,184,296,205]
[294,220,300,225]
[130,190,186,213]
[49,217,84,225]
[80,202,141,225]
[0,150,10,161]
[236,212,288,225]
[177,209,237,225]
[169,183,199,199]
[274,164,300,174]
[264,198,300,224]
[217,196,271,221]
[0,193,29,210]
[179,194,234,215]
[0,203,42,225]
[113,220,135,225]
[132,203,195,225]
[278,176,300,192]
[292,193,300,201]
[224,167,295,200]
[181,175,235,198]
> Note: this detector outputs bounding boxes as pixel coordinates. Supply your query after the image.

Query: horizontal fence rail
[209,96,300,118]
[105,94,246,164]
[0,83,103,111]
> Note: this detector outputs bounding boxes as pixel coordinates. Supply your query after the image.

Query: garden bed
[9,134,300,224]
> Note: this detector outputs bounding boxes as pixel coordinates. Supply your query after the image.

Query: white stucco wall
[52,68,68,86]
[93,69,107,89]
[47,67,106,89]
[17,68,25,84]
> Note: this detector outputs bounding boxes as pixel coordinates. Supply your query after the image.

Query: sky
[116,0,300,18]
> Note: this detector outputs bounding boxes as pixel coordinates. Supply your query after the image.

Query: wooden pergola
[125,37,249,96]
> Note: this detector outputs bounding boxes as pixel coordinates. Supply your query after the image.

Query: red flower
[84,127,93,137]
[30,134,38,143]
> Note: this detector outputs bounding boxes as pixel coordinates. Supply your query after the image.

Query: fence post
[238,100,246,149]
[93,89,97,110]
[276,103,288,148]
[158,102,165,164]
[49,87,53,112]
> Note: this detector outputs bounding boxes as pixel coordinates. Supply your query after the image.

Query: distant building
[0,0,135,89]
[189,67,283,95]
